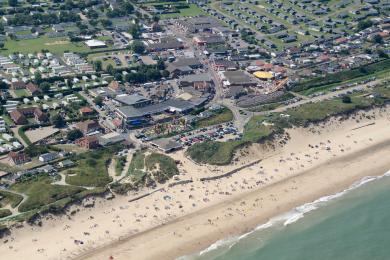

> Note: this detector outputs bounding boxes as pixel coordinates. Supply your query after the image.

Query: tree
[342,95,352,104]
[8,0,18,7]
[106,64,114,75]
[50,113,65,128]
[131,40,145,54]
[377,49,389,59]
[34,71,42,85]
[39,82,50,93]
[67,129,83,141]
[93,60,102,71]
[114,73,123,81]
[94,96,103,106]
[100,19,112,28]
[162,70,170,78]
[373,34,383,44]
[0,42,4,49]
[129,24,141,39]
[157,59,165,70]
[357,19,373,31]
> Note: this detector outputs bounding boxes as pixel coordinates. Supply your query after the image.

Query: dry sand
[1,108,390,260]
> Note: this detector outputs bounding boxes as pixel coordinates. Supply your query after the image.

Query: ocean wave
[181,170,390,259]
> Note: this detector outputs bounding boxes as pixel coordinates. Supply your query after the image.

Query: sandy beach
[1,107,390,260]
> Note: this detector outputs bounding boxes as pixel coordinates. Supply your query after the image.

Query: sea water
[185,171,390,260]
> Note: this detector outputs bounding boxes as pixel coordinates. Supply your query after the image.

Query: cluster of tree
[131,40,145,54]
[50,113,65,128]
[123,65,167,83]
[8,11,80,26]
[357,19,373,32]
[106,0,134,18]
[58,0,101,11]
[67,129,83,141]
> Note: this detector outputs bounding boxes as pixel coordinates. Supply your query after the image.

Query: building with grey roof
[114,94,151,107]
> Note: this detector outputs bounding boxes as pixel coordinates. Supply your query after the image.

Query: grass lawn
[0,209,12,218]
[115,156,126,176]
[1,36,116,55]
[1,36,89,55]
[11,175,85,212]
[65,148,114,187]
[0,190,24,208]
[12,89,30,98]
[285,95,381,125]
[194,108,233,128]
[160,4,206,19]
[128,151,178,187]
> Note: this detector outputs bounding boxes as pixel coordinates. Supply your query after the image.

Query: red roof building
[108,81,121,92]
[79,107,94,116]
[75,136,99,149]
[9,107,47,125]
[11,81,26,90]
[8,151,31,165]
[26,82,41,96]
[76,120,101,135]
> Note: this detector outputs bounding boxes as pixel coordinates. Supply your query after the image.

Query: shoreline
[1,108,390,260]
[77,138,390,260]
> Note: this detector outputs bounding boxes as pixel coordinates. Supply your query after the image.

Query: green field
[194,108,233,128]
[1,36,115,55]
[11,175,85,212]
[0,190,23,208]
[115,156,126,176]
[65,148,114,187]
[160,4,205,19]
[128,151,179,187]
[0,209,12,218]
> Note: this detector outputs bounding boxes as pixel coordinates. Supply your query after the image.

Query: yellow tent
[253,71,273,79]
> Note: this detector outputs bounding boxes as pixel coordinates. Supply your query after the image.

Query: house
[178,73,213,91]
[11,81,26,90]
[38,152,58,163]
[76,120,101,135]
[9,107,47,125]
[26,82,41,96]
[8,151,31,165]
[108,80,121,92]
[114,94,151,107]
[150,138,182,153]
[166,58,202,77]
[79,106,94,116]
[58,159,75,168]
[37,165,57,174]
[75,136,100,149]
[212,60,238,71]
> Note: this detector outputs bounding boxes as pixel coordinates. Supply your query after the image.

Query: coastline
[77,139,390,260]
[1,108,390,260]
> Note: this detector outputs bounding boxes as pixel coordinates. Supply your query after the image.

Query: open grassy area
[194,108,233,128]
[1,36,116,55]
[160,4,206,19]
[0,190,23,208]
[186,140,244,165]
[0,209,12,219]
[187,115,275,165]
[1,36,89,55]
[115,156,126,176]
[65,148,115,187]
[128,151,178,187]
[11,175,85,212]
